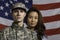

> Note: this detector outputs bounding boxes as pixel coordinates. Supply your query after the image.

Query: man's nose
[17,11,21,16]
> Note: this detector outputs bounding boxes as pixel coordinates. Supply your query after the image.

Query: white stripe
[0,17,13,26]
[0,17,60,30]
[40,8,60,17]
[33,0,60,4]
[48,34,60,40]
[44,21,60,29]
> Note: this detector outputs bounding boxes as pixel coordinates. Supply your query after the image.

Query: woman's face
[27,11,38,28]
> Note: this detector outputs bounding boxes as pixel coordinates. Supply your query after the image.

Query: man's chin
[17,20,22,21]
[31,25,36,28]
[15,20,22,22]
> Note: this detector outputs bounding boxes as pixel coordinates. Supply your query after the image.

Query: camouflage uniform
[28,29,38,40]
[0,24,38,40]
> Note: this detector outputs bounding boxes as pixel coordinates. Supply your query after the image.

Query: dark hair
[25,7,46,40]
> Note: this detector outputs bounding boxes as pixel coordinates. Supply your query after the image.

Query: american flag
[0,0,60,40]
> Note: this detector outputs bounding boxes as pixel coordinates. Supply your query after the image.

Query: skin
[27,11,38,29]
[12,9,26,27]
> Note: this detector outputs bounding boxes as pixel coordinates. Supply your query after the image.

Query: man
[1,2,30,40]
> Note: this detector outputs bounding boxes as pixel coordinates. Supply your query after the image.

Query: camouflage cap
[12,2,27,12]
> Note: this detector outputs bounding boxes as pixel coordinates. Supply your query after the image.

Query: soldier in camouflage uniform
[1,24,38,40]
[0,2,38,40]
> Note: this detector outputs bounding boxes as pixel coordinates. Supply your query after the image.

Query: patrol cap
[12,2,27,12]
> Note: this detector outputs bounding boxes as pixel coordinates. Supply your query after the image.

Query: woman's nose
[32,18,34,22]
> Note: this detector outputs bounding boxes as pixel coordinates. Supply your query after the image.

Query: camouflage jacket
[0,25,38,40]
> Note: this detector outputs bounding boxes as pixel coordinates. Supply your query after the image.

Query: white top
[42,36,47,40]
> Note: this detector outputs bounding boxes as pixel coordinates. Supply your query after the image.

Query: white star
[14,0,17,1]
[5,12,9,16]
[25,0,29,3]
[5,3,9,7]
[0,6,4,10]
[10,1,13,4]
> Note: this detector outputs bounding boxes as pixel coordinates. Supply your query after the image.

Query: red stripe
[45,28,60,36]
[42,14,60,23]
[0,24,7,30]
[33,2,60,10]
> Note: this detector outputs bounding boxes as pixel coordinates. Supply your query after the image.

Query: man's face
[12,9,26,22]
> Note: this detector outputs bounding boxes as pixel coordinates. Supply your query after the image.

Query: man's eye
[13,10,18,12]
[20,10,24,12]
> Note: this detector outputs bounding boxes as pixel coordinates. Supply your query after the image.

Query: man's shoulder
[0,26,12,35]
[3,26,12,32]
[24,27,31,34]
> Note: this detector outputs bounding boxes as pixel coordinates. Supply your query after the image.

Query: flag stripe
[0,17,13,26]
[42,14,60,23]
[0,24,7,30]
[48,34,60,40]
[44,21,60,29]
[45,28,60,36]
[33,0,60,4]
[33,2,60,10]
[40,8,60,17]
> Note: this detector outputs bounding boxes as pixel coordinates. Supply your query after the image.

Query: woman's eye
[35,17,38,19]
[29,16,32,18]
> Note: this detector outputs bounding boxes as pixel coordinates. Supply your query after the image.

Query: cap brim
[12,7,26,12]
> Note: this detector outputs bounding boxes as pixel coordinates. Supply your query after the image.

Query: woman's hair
[25,7,46,40]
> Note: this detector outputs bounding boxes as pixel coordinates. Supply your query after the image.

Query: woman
[25,7,47,40]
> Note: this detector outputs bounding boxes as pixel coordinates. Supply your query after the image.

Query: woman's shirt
[42,36,47,40]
